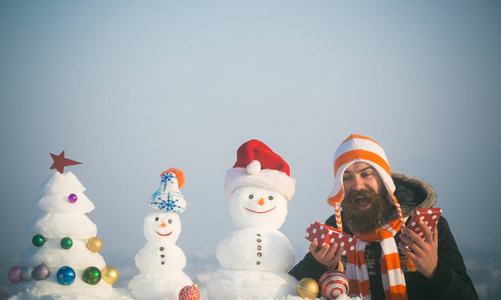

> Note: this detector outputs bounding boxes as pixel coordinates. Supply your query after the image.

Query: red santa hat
[225,139,296,200]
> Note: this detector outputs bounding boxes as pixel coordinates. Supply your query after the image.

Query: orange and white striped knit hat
[327,134,405,231]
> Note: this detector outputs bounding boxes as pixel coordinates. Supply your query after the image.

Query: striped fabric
[346,220,411,300]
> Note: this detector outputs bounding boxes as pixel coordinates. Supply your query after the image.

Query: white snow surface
[34,192,95,213]
[39,171,86,194]
[27,213,98,239]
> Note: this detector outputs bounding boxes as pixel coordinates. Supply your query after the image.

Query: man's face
[341,162,392,233]
[342,162,384,210]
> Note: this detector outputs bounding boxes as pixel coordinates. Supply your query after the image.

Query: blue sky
[1,0,500,291]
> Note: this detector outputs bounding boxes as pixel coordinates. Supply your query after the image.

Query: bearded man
[289,134,478,300]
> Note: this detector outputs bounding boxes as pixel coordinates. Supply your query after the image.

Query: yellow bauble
[296,278,319,299]
[101,266,119,285]
[87,237,103,253]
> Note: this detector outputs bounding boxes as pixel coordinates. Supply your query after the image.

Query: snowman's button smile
[156,231,173,236]
[243,206,276,214]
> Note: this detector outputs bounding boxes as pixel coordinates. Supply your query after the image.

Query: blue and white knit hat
[148,168,186,213]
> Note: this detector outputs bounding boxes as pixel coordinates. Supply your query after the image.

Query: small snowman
[206,139,298,300]
[128,168,192,300]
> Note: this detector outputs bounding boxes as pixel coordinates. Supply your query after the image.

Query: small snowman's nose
[258,197,265,206]
[161,222,167,227]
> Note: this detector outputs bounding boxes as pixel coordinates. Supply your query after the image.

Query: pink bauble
[179,284,200,300]
[8,266,23,284]
[319,270,349,300]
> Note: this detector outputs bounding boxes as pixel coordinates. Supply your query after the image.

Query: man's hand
[399,220,439,280]
[309,240,343,270]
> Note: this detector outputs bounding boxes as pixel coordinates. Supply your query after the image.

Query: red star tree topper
[50,151,82,173]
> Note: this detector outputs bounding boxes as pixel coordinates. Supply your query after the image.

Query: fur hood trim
[392,173,437,218]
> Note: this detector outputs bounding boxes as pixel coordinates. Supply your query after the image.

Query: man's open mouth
[355,196,371,210]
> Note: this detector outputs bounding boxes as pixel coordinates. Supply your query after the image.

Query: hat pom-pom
[160,168,185,188]
[246,160,261,175]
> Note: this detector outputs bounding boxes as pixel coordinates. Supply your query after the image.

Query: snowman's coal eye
[168,219,172,224]
[249,194,254,199]
[268,196,273,200]
[155,217,159,221]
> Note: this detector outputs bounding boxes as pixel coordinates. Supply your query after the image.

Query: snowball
[229,186,288,229]
[134,243,187,272]
[143,211,181,243]
[216,228,295,272]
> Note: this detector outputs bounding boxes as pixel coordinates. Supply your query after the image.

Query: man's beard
[341,189,394,234]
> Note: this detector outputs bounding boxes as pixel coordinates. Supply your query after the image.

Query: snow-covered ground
[3,242,498,299]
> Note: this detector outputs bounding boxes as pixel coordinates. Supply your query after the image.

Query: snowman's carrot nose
[161,222,167,227]
[258,198,265,206]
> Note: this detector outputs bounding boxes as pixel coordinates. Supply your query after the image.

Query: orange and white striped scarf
[345,219,414,300]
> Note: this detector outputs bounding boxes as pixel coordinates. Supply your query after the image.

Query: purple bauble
[34,264,50,280]
[8,266,23,284]
[68,193,78,203]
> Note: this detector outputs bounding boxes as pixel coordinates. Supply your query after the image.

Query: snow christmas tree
[7,151,131,299]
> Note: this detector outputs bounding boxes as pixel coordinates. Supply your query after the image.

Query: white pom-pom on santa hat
[225,140,296,200]
[246,160,261,175]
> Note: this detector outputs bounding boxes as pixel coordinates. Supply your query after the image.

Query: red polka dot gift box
[305,222,357,258]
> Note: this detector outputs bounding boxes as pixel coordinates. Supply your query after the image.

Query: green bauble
[32,234,46,247]
[82,266,101,285]
[60,237,73,250]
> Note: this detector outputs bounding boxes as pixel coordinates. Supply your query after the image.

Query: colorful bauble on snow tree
[8,266,23,284]
[82,266,101,285]
[60,237,73,249]
[101,266,119,285]
[68,193,78,203]
[32,234,46,247]
[20,266,34,281]
[57,266,76,285]
[33,264,50,280]
[87,236,103,252]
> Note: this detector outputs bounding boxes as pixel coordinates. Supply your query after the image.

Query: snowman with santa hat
[206,139,298,300]
[128,168,193,300]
